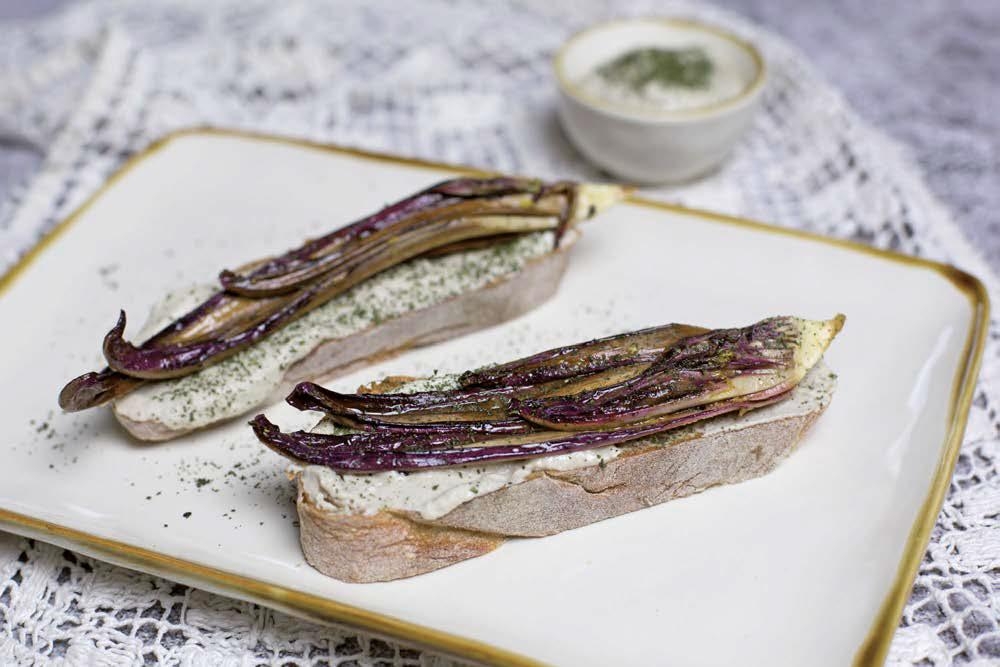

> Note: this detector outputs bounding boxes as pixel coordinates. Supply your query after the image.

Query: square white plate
[0,130,987,666]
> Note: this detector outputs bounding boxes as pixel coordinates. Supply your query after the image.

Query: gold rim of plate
[0,128,989,667]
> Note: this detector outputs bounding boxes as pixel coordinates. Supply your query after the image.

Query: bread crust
[296,380,830,582]
[426,410,822,537]
[113,234,576,441]
[297,491,505,583]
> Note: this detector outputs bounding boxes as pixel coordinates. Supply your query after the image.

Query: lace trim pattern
[1,1,997,664]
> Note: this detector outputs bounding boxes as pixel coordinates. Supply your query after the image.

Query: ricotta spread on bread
[115,231,555,430]
[300,362,836,520]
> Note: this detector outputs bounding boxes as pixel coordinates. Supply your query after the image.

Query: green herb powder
[597,47,714,92]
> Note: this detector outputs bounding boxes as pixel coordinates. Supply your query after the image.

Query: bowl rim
[553,17,767,123]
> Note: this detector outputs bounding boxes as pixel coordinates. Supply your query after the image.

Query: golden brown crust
[425,409,824,537]
[297,484,504,583]
[358,376,419,394]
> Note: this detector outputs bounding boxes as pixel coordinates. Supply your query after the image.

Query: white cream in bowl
[554,18,766,183]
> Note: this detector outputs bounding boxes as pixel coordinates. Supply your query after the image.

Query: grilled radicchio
[59,177,622,412]
[253,315,844,471]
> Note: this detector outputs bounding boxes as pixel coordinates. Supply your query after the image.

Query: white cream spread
[114,231,556,430]
[299,362,836,521]
[577,41,750,114]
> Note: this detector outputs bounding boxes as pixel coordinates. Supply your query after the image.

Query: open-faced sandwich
[253,314,844,582]
[58,177,626,440]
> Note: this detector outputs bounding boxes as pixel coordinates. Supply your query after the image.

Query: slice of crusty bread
[295,364,836,583]
[112,232,577,442]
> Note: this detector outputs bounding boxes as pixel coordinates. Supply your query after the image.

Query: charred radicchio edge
[253,315,844,471]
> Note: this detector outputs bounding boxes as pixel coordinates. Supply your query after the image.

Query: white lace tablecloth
[1,1,998,664]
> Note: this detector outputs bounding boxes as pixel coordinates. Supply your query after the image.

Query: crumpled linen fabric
[0,1,997,664]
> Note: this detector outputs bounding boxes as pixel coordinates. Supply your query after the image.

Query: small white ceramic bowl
[554,18,766,183]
